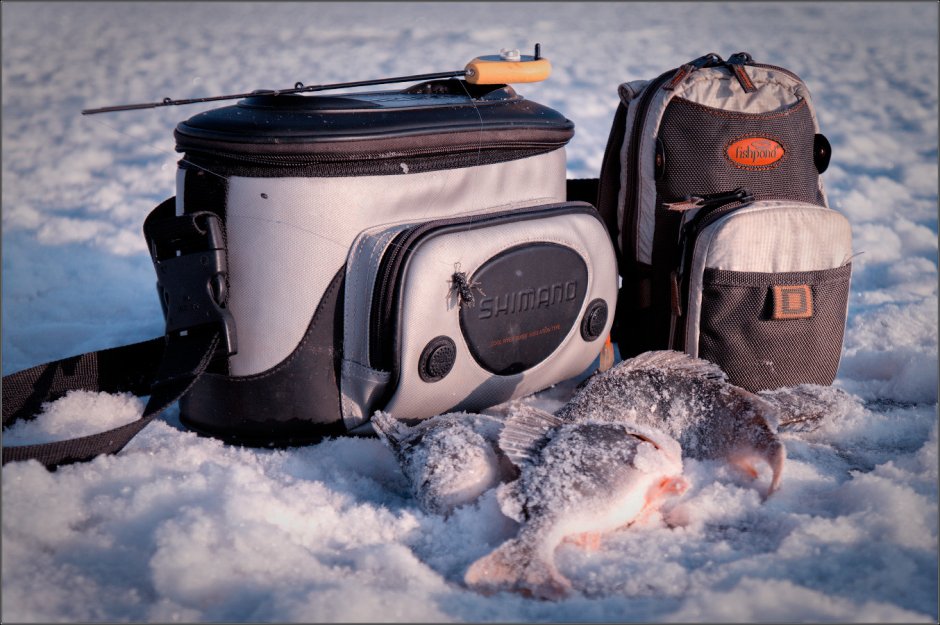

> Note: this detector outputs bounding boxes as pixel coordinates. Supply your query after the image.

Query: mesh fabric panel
[698,264,851,392]
[656,96,824,206]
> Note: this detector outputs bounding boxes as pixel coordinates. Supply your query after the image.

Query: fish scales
[465,413,687,600]
[371,411,513,516]
[556,351,786,495]
[556,351,784,470]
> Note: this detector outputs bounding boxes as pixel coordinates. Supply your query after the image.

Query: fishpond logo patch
[727,137,785,168]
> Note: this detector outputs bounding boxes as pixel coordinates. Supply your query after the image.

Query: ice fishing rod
[82,44,551,115]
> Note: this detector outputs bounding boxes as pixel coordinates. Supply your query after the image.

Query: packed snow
[2,2,937,622]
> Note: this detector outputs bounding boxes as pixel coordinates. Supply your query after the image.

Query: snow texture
[2,2,938,622]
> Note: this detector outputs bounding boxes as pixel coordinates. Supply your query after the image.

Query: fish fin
[370,411,418,453]
[495,479,526,523]
[767,441,786,497]
[615,350,728,382]
[497,405,564,468]
[730,454,760,479]
[758,384,859,433]
[465,538,571,601]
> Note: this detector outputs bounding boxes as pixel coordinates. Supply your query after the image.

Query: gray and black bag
[3,78,618,467]
[597,52,852,391]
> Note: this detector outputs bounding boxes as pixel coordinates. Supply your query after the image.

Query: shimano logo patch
[478,281,578,320]
[459,243,587,375]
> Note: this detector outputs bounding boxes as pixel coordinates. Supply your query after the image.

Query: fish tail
[370,411,412,451]
[464,538,571,601]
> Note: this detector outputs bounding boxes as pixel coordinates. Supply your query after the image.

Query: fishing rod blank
[81,45,551,115]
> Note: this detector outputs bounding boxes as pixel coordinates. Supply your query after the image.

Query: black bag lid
[174,79,574,158]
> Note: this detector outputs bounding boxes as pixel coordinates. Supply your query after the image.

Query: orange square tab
[772,284,813,320]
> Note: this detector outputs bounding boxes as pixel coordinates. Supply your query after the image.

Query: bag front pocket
[697,264,851,392]
[341,201,619,429]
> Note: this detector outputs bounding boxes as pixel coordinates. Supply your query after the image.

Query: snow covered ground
[2,2,937,621]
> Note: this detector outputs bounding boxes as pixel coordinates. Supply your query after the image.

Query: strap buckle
[144,205,237,356]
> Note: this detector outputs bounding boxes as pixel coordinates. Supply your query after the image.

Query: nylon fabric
[684,201,853,357]
[615,79,651,242]
[2,331,220,468]
[209,148,567,376]
[386,209,618,422]
[633,65,824,265]
[655,96,823,206]
[701,203,854,272]
[697,265,852,391]
[2,338,164,428]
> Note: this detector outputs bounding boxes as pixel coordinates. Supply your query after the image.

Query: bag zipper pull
[663,53,724,91]
[726,52,758,93]
[698,187,753,208]
[665,187,753,214]
[680,187,753,241]
[664,196,705,212]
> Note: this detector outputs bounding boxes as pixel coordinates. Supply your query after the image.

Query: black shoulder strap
[2,331,221,467]
[2,198,235,469]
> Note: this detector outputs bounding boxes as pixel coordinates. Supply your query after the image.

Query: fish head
[413,423,504,515]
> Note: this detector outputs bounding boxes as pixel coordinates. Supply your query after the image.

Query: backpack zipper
[622,54,724,264]
[624,53,803,265]
[728,51,806,84]
[662,53,725,91]
[668,187,754,349]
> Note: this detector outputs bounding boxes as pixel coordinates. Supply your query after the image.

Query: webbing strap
[2,338,164,426]
[2,329,221,468]
[2,196,233,469]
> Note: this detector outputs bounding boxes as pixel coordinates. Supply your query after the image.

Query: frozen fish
[556,350,786,495]
[465,408,687,600]
[371,411,513,516]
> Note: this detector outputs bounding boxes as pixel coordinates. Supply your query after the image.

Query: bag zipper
[183,140,570,167]
[727,51,807,88]
[623,52,803,265]
[622,53,724,263]
[668,187,754,349]
[662,53,725,91]
[368,202,600,372]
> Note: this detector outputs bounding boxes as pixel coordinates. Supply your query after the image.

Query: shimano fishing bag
[3,78,618,467]
[596,52,852,391]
